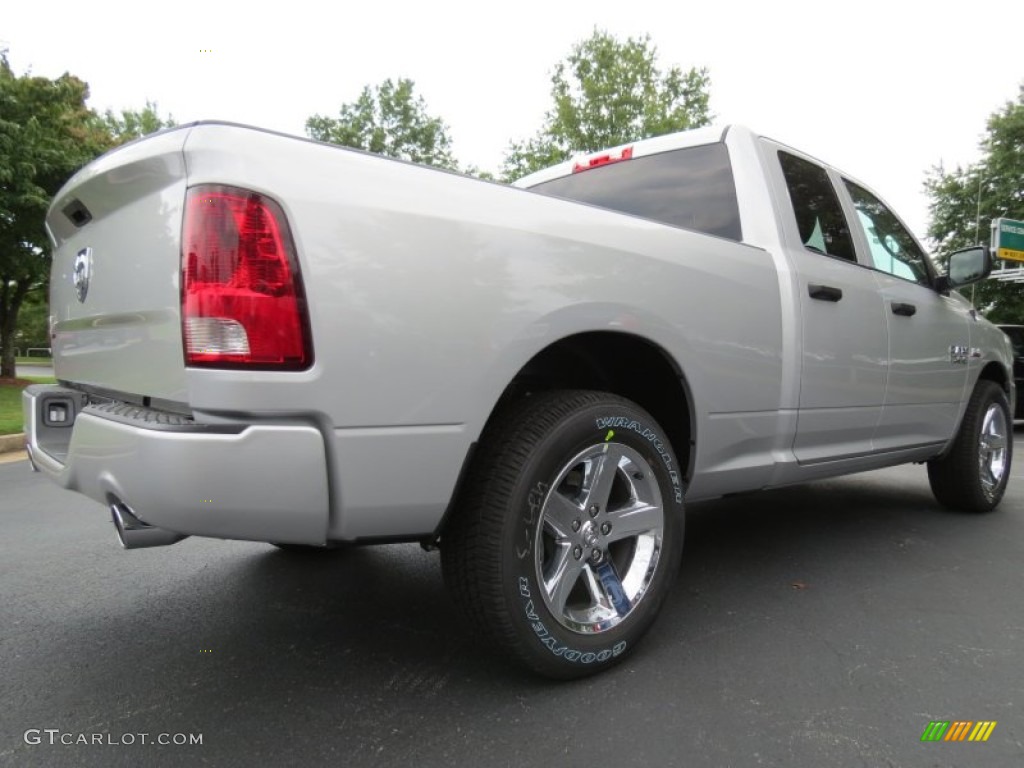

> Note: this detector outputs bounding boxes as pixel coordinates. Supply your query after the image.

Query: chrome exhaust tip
[110,501,188,549]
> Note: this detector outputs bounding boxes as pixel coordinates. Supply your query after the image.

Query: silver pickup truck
[23,122,1013,678]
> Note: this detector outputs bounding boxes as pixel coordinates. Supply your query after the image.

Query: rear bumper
[22,385,329,545]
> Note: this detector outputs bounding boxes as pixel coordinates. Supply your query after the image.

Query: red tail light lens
[181,185,312,369]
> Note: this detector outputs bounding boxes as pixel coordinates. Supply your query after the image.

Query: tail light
[181,185,312,369]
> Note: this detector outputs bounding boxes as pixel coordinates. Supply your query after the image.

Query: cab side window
[844,180,931,285]
[778,151,856,262]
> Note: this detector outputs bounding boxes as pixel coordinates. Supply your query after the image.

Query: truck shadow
[124,467,967,685]
[78,470,982,687]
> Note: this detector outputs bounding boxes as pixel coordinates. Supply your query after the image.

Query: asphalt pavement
[2,442,1023,768]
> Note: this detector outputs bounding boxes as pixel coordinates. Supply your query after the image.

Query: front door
[841,180,969,448]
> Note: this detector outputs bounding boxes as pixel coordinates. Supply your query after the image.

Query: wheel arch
[430,331,695,547]
[487,331,695,482]
[976,360,1010,394]
[935,361,1013,463]
[976,358,1015,426]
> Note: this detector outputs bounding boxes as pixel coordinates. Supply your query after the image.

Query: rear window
[527,143,742,241]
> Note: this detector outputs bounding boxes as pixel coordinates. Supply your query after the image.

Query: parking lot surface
[2,437,1023,767]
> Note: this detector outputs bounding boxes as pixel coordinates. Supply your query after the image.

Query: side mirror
[936,245,992,292]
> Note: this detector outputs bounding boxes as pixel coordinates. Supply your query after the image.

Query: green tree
[97,100,176,143]
[0,54,110,378]
[306,78,458,170]
[926,85,1024,321]
[13,289,48,349]
[502,31,712,181]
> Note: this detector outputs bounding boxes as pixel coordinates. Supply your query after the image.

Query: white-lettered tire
[928,380,1012,512]
[441,390,685,679]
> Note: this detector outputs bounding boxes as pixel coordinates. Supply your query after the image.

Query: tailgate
[46,127,192,403]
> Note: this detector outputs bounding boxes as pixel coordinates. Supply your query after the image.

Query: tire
[928,380,1012,512]
[441,390,686,679]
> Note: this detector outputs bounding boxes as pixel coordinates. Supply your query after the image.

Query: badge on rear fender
[73,247,92,303]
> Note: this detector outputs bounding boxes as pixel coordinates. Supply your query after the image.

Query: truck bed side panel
[181,126,786,535]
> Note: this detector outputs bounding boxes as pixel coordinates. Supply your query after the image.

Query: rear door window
[528,143,742,241]
[777,151,857,262]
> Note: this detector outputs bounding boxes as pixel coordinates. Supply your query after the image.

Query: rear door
[768,147,889,463]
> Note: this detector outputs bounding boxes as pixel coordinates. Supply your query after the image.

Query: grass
[15,356,52,365]
[0,375,57,436]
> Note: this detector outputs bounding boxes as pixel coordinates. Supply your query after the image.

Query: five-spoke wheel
[977,402,1009,503]
[534,442,664,634]
[442,390,685,679]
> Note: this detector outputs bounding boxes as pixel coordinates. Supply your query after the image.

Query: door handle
[808,284,843,302]
[892,302,917,317]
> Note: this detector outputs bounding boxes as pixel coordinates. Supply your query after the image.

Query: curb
[0,433,26,455]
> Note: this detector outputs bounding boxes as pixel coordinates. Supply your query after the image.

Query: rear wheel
[442,390,685,679]
[928,380,1012,512]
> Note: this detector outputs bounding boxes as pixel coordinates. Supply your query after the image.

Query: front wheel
[442,390,685,679]
[928,380,1012,512]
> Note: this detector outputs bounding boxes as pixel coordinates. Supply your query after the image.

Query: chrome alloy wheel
[979,402,1008,500]
[534,442,664,634]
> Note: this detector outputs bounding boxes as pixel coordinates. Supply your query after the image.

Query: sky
[3,0,1021,240]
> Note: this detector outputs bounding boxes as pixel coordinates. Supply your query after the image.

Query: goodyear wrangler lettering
[595,416,684,503]
[595,417,663,449]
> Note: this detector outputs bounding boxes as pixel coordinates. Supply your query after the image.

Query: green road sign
[992,218,1024,262]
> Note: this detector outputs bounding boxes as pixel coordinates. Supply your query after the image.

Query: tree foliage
[502,31,712,181]
[926,85,1024,321]
[306,78,458,170]
[13,290,48,347]
[97,100,176,143]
